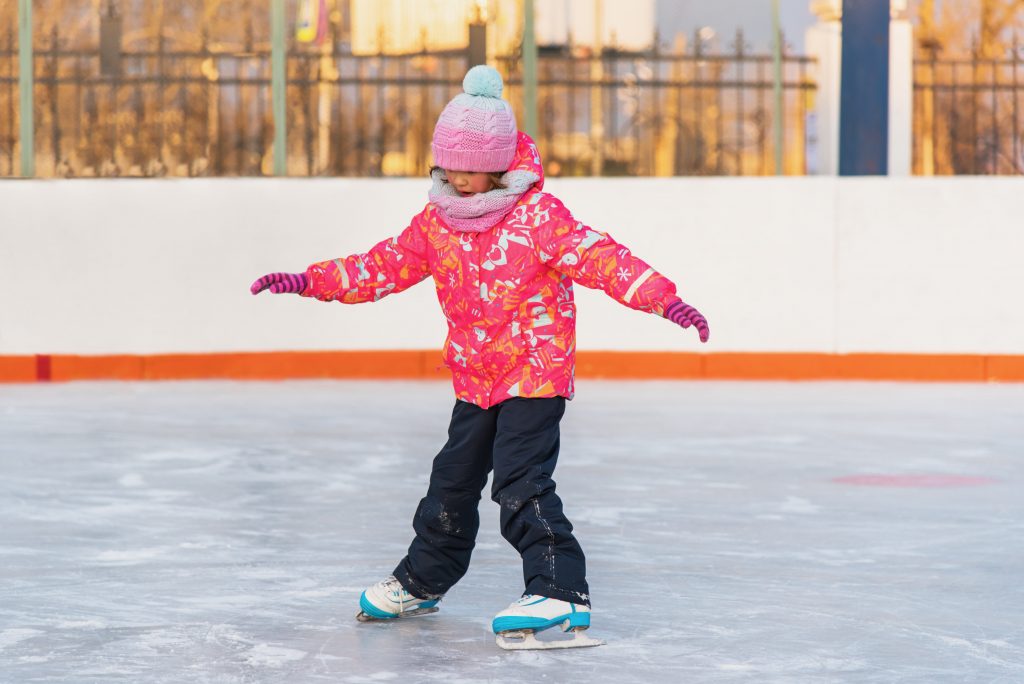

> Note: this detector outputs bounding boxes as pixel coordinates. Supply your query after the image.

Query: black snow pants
[393,396,590,606]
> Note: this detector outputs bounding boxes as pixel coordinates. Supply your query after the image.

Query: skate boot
[491,595,603,650]
[356,575,441,622]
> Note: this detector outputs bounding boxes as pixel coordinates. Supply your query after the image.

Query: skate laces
[382,575,408,614]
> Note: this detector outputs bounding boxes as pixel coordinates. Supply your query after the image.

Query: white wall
[1,177,1021,356]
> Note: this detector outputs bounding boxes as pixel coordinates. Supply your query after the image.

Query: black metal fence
[0,25,14,176]
[0,27,816,178]
[914,44,1024,175]
[500,31,816,177]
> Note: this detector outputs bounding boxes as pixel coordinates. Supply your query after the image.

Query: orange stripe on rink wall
[24,351,449,383]
[0,356,37,383]
[140,351,451,381]
[703,353,990,382]
[572,352,1020,382]
[50,354,144,381]
[1,351,1023,384]
[988,356,1024,382]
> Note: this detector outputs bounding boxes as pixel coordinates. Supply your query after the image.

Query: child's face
[444,169,494,196]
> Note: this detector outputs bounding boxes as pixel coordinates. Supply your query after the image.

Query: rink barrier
[2,351,1023,383]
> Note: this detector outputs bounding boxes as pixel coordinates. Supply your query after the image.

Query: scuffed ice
[1,380,1023,683]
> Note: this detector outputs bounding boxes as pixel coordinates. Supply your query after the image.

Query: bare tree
[912,0,1024,173]
[913,0,1024,55]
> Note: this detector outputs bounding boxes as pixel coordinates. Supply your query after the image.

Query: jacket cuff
[657,295,683,318]
[301,265,322,298]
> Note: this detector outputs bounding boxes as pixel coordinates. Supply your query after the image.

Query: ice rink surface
[1,380,1022,683]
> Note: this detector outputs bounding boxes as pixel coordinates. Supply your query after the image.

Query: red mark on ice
[833,474,997,488]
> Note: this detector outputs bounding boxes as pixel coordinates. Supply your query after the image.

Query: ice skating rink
[1,380,1022,683]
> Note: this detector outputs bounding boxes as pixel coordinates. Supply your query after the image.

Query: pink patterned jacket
[303,133,680,409]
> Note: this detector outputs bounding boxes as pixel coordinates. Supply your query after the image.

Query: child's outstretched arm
[533,196,709,343]
[251,207,432,304]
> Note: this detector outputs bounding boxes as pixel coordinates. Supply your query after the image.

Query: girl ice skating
[250,65,709,650]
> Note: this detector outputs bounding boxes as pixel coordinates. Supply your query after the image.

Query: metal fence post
[468,19,487,68]
[522,0,538,139]
[271,0,286,176]
[100,4,122,77]
[18,0,34,177]
[771,0,783,175]
[590,0,604,176]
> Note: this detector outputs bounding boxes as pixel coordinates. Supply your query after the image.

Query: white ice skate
[491,595,604,650]
[355,576,441,622]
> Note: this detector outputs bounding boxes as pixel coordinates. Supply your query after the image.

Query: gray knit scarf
[428,168,541,233]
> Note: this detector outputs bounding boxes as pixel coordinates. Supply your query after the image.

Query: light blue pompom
[463,65,504,98]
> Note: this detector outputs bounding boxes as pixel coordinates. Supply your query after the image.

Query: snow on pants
[393,396,590,606]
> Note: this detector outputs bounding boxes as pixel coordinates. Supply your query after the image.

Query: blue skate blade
[492,611,590,634]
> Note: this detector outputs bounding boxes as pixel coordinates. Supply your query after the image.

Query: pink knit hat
[432,65,518,172]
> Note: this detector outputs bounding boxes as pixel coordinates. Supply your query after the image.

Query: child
[251,65,709,646]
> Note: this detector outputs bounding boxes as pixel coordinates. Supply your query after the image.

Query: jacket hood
[505,131,545,192]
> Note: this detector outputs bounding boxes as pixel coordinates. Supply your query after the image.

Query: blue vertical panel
[839,0,889,175]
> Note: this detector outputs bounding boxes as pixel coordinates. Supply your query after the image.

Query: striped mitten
[250,272,309,295]
[664,298,710,343]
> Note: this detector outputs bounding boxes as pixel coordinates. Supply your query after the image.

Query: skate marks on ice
[354,607,601,650]
[495,627,604,651]
[3,380,1024,682]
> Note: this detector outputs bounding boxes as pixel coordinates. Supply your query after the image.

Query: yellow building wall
[351,0,522,54]
[350,0,655,55]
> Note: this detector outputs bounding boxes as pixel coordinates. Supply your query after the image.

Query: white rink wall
[1,177,1022,356]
